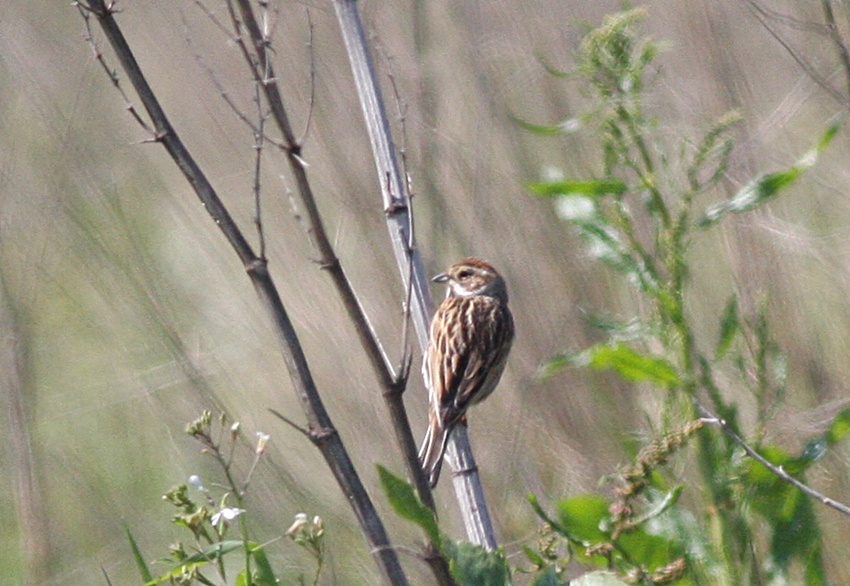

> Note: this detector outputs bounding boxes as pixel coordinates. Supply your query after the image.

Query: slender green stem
[616,105,672,228]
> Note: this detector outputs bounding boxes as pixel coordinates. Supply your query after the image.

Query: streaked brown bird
[418,257,514,488]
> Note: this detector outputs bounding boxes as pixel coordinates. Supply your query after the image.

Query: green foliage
[528,179,628,197]
[377,466,513,585]
[125,527,153,583]
[124,411,328,586]
[524,7,847,586]
[699,121,840,227]
[578,343,680,386]
[377,464,441,546]
[571,572,631,586]
[525,424,695,584]
[443,541,512,586]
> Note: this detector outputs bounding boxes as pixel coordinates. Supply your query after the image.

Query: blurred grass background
[2,1,850,583]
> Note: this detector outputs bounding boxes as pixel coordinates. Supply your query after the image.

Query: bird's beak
[432,272,449,284]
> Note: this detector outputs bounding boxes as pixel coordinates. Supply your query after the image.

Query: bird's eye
[457,268,474,279]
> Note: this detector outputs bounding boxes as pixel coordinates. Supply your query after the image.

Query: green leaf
[530,566,561,586]
[523,545,547,568]
[144,541,246,586]
[583,343,680,386]
[537,353,573,378]
[556,494,610,543]
[512,115,582,135]
[770,494,821,574]
[538,55,571,78]
[699,121,840,227]
[826,408,850,445]
[631,486,684,526]
[125,526,153,583]
[529,179,628,197]
[715,297,739,360]
[816,119,841,150]
[804,542,828,586]
[444,540,511,586]
[529,493,578,542]
[688,110,741,192]
[571,570,630,586]
[251,544,278,586]
[745,441,831,578]
[376,465,440,546]
[744,445,794,487]
[700,168,800,226]
[570,221,664,297]
[794,407,850,465]
[617,529,681,571]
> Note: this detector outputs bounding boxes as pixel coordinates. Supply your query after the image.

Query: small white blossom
[255,432,270,455]
[211,507,245,526]
[188,475,204,491]
[286,513,309,535]
[555,195,596,221]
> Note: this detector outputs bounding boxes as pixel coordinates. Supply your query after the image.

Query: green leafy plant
[377,466,510,586]
[524,8,847,585]
[124,411,322,586]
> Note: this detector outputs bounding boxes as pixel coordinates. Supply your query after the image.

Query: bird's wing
[429,297,513,427]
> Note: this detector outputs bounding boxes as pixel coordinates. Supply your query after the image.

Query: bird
[418,257,515,488]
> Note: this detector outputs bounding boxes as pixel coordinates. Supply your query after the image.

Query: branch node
[291,150,309,168]
[245,257,268,275]
[310,425,338,443]
[451,462,479,480]
[315,257,340,271]
[268,408,310,438]
[384,200,407,215]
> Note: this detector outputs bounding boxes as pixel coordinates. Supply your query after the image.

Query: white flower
[188,475,204,491]
[555,195,596,221]
[255,432,270,455]
[211,507,245,526]
[286,513,309,535]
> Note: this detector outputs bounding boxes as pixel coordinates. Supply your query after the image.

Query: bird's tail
[418,419,452,488]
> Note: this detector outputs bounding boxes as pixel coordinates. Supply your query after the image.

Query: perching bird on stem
[419,257,514,488]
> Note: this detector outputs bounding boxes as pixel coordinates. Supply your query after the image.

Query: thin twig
[76,2,155,137]
[77,3,408,583]
[821,0,850,103]
[297,9,318,146]
[746,1,848,108]
[183,3,287,150]
[694,399,850,517]
[227,3,454,582]
[381,49,418,383]
[252,82,268,259]
[269,408,311,438]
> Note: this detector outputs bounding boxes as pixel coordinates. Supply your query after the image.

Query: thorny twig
[76,2,155,136]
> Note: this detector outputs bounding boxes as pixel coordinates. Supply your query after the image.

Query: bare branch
[821,0,850,103]
[77,2,408,583]
[228,1,455,580]
[252,82,268,258]
[76,2,155,137]
[297,8,318,146]
[182,4,287,150]
[268,407,311,438]
[332,0,499,551]
[746,0,850,108]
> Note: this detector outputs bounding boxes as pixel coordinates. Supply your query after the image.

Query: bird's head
[434,257,508,302]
